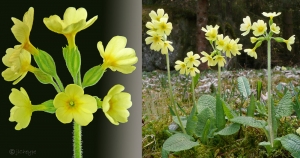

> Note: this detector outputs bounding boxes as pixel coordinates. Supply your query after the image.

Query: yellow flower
[161,41,174,54]
[234,38,243,55]
[252,20,267,36]
[262,12,281,20]
[11,7,38,55]
[216,35,230,51]
[2,46,34,85]
[202,25,219,41]
[223,39,236,58]
[153,18,172,36]
[251,37,258,43]
[200,51,215,66]
[174,60,187,75]
[213,55,226,67]
[296,127,300,135]
[145,22,157,34]
[244,48,257,59]
[184,51,200,67]
[43,7,98,48]
[149,9,168,22]
[98,36,138,74]
[9,87,33,130]
[240,16,252,36]
[284,35,295,51]
[102,84,132,125]
[145,32,163,51]
[270,23,280,34]
[53,84,97,126]
[186,67,200,77]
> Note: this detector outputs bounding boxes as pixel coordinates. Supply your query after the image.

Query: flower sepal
[94,96,103,109]
[82,65,105,88]
[274,37,284,43]
[32,68,54,84]
[36,100,56,114]
[34,49,57,77]
[63,46,81,82]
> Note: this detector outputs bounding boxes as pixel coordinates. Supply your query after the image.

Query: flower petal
[53,93,70,108]
[82,16,98,30]
[105,36,127,55]
[65,84,84,99]
[55,107,73,123]
[9,88,30,107]
[78,95,97,113]
[43,15,64,34]
[73,111,93,126]
[23,7,34,32]
[11,18,29,43]
[63,7,76,25]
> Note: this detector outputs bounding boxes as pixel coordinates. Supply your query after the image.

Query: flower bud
[63,46,81,81]
[82,65,105,88]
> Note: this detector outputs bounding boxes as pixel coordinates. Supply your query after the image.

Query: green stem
[51,81,61,93]
[191,76,197,107]
[77,70,82,87]
[54,75,64,91]
[218,66,221,95]
[166,54,187,134]
[267,39,274,147]
[74,122,82,158]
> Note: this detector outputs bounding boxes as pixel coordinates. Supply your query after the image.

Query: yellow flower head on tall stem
[98,36,138,74]
[153,18,172,36]
[53,84,97,126]
[174,60,187,75]
[284,35,295,51]
[262,12,281,20]
[102,84,132,125]
[11,7,38,55]
[244,48,257,59]
[149,9,168,22]
[270,23,280,34]
[216,35,230,51]
[213,55,226,67]
[252,20,267,36]
[9,87,33,130]
[184,51,200,67]
[186,67,200,77]
[240,16,252,36]
[202,25,219,41]
[43,7,98,48]
[145,32,163,51]
[200,51,215,66]
[161,40,174,55]
[2,46,34,85]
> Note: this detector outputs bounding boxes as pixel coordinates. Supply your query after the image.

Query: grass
[142,67,300,158]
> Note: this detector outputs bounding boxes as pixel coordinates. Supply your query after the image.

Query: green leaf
[247,95,256,117]
[230,116,267,128]
[34,49,57,77]
[161,148,169,158]
[173,116,187,128]
[168,105,176,116]
[177,103,187,116]
[63,47,81,81]
[216,94,226,130]
[237,76,251,98]
[197,95,216,116]
[259,138,281,155]
[82,65,105,88]
[162,133,199,152]
[256,80,262,100]
[221,99,237,119]
[293,97,300,119]
[275,91,293,118]
[186,105,198,136]
[271,99,278,139]
[195,107,215,137]
[280,134,300,157]
[215,123,240,136]
[201,119,211,144]
[190,73,200,91]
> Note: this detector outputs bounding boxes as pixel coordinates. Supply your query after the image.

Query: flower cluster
[200,25,243,67]
[3,7,136,130]
[175,51,200,77]
[145,9,174,54]
[240,12,295,58]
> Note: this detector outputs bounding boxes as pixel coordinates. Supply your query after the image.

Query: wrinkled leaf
[163,133,199,152]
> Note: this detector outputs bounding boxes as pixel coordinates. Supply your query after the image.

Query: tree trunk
[196,0,209,70]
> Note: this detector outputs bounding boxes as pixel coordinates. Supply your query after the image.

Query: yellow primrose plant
[227,12,300,156]
[3,7,138,158]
